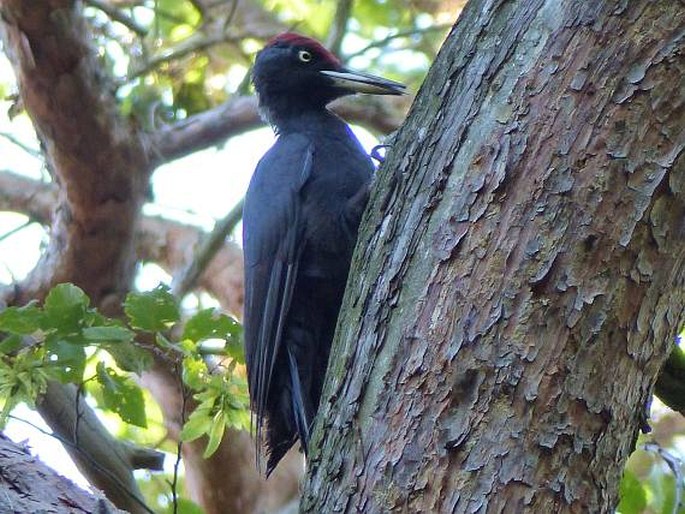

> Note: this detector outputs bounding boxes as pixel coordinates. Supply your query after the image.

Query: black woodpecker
[243,33,405,475]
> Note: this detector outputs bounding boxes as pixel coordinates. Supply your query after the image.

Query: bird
[242,32,405,475]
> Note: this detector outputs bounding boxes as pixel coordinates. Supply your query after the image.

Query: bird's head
[253,33,405,123]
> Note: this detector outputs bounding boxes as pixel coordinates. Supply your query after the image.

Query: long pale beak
[320,69,406,95]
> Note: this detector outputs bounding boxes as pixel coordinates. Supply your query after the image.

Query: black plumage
[243,33,405,475]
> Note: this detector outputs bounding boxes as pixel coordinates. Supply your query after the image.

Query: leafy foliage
[178,307,249,457]
[96,362,147,427]
[0,284,247,458]
[124,285,180,331]
[80,0,450,128]
[619,469,649,514]
[619,430,685,514]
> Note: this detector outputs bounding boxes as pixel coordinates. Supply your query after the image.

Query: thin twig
[84,0,148,36]
[0,220,34,243]
[123,32,242,83]
[326,0,354,56]
[171,198,245,299]
[0,132,42,159]
[74,382,84,447]
[7,414,156,514]
[170,370,190,514]
[222,0,240,31]
[344,24,452,61]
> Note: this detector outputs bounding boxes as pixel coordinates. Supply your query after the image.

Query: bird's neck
[263,104,345,136]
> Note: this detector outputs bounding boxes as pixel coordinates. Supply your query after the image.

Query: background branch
[124,32,244,83]
[344,24,452,61]
[0,132,41,158]
[84,0,148,36]
[148,94,409,166]
[36,382,156,514]
[0,170,245,314]
[171,197,245,299]
[326,0,354,56]
[0,432,126,514]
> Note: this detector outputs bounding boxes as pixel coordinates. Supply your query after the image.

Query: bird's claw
[370,144,392,164]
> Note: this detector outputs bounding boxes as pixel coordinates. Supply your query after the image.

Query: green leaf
[167,497,205,514]
[0,351,49,427]
[182,309,240,342]
[96,362,147,427]
[183,309,244,363]
[45,337,86,383]
[225,407,250,432]
[124,285,179,331]
[179,407,211,443]
[182,356,208,390]
[0,335,23,355]
[618,469,647,514]
[0,303,42,334]
[203,411,226,458]
[82,326,134,343]
[104,342,152,374]
[42,284,89,334]
[225,335,245,364]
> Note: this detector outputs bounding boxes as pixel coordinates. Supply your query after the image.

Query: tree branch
[36,382,156,514]
[0,131,42,158]
[124,32,243,83]
[84,0,148,36]
[147,96,263,166]
[147,94,409,166]
[0,170,245,314]
[343,23,452,61]
[171,197,244,299]
[0,432,126,514]
[326,0,354,56]
[0,3,153,508]
[0,0,151,308]
[137,215,245,314]
[0,171,54,223]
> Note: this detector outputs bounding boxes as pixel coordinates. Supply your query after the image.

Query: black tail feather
[288,347,311,452]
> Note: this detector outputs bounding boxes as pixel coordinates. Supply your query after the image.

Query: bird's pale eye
[298,50,313,63]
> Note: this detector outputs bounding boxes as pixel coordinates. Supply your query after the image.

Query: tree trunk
[303,0,685,512]
[0,433,125,514]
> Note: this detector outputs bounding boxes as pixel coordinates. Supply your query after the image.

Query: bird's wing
[242,134,314,467]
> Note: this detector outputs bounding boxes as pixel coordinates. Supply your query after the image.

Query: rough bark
[303,1,685,512]
[0,432,125,514]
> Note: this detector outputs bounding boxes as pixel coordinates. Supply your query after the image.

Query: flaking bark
[0,433,125,514]
[303,0,685,512]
